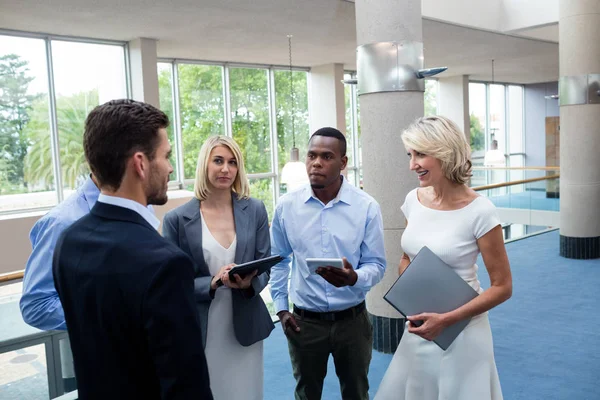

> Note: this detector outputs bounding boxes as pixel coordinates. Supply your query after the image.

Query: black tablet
[217,255,284,284]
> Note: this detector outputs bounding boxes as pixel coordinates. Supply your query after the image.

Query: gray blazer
[162,195,275,347]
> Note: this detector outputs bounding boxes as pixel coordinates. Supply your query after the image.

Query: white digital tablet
[306,258,344,274]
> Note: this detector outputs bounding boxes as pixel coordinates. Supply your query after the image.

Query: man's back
[53,201,212,400]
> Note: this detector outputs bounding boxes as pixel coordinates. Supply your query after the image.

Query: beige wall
[0,191,195,276]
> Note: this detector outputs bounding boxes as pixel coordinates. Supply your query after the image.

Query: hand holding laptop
[406,312,448,341]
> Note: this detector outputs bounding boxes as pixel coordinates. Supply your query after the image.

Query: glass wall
[468,82,525,190]
[158,60,310,218]
[52,41,127,193]
[0,33,128,213]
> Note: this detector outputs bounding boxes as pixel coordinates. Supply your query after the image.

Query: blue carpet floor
[264,230,600,400]
[1,231,597,399]
[487,190,560,211]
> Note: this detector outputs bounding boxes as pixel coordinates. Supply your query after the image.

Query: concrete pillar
[438,75,470,139]
[128,38,160,108]
[308,63,346,134]
[355,0,424,353]
[558,0,600,259]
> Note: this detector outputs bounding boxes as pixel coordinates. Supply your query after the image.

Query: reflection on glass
[157,63,178,181]
[249,177,274,220]
[469,82,487,158]
[177,64,224,179]
[344,72,355,169]
[424,79,438,116]
[0,35,54,212]
[489,84,506,154]
[275,69,309,174]
[230,68,271,174]
[508,85,523,154]
[51,41,127,193]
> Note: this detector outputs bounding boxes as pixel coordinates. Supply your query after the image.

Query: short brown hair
[83,99,169,190]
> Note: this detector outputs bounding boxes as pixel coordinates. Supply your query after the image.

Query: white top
[201,215,263,400]
[400,188,501,293]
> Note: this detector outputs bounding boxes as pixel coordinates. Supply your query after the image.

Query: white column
[438,75,470,138]
[558,0,600,259]
[308,63,346,134]
[356,0,423,352]
[128,38,160,108]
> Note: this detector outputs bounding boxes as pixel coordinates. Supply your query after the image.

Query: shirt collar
[303,175,352,206]
[81,175,100,211]
[97,194,160,230]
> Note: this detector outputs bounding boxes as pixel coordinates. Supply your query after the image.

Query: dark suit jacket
[162,195,275,347]
[52,201,213,400]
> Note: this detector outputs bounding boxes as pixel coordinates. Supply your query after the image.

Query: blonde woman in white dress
[375,116,512,400]
[163,136,274,400]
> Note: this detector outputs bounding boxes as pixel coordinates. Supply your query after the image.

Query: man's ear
[341,155,348,171]
[131,152,146,179]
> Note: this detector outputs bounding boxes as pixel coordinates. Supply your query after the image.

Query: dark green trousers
[285,308,373,400]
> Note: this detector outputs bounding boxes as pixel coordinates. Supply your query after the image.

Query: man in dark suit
[52,99,213,400]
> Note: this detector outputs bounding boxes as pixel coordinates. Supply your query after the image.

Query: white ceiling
[0,0,559,84]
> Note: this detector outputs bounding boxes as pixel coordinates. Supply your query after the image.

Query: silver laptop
[384,246,479,350]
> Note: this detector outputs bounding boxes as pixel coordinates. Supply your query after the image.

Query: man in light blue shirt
[270,127,386,400]
[21,175,100,331]
[20,174,100,392]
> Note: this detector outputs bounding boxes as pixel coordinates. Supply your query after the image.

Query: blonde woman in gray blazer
[162,136,274,400]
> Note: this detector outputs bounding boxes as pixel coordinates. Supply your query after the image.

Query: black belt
[293,301,365,322]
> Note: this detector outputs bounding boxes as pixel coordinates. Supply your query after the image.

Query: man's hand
[277,310,300,333]
[316,257,358,287]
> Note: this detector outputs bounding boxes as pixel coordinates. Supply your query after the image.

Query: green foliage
[0,54,37,193]
[157,63,309,219]
[230,68,271,174]
[274,70,309,172]
[25,90,97,189]
[470,113,485,151]
[168,64,225,179]
[157,64,177,179]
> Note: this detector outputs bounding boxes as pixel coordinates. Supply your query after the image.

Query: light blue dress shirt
[269,176,386,313]
[20,176,100,330]
[20,177,157,331]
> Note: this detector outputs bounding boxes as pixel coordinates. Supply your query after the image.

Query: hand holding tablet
[306,258,344,274]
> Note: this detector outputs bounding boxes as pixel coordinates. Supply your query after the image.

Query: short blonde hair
[401,115,472,185]
[194,135,250,201]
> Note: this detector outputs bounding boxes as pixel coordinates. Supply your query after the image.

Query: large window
[230,68,271,174]
[157,60,310,219]
[0,33,128,213]
[0,36,53,212]
[176,64,224,180]
[468,82,525,188]
[52,41,127,193]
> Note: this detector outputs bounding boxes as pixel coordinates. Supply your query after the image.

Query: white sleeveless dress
[201,217,263,400]
[375,189,504,400]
